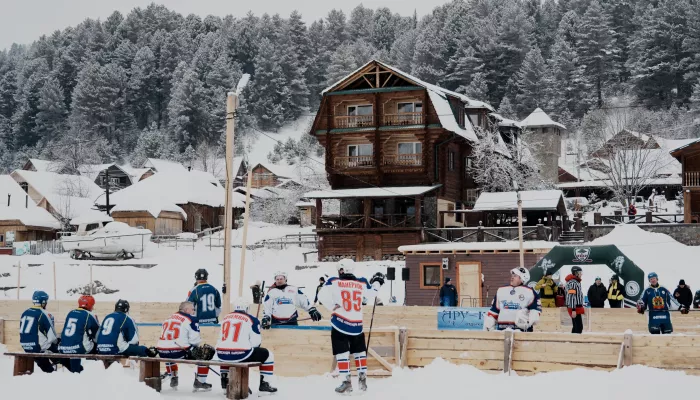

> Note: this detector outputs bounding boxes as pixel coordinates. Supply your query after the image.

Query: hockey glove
[680,306,690,315]
[515,309,530,331]
[309,307,322,321]
[261,316,271,330]
[192,344,216,361]
[370,272,385,287]
[484,314,496,331]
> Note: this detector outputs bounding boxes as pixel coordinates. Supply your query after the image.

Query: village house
[0,175,61,249]
[520,108,566,183]
[305,60,496,260]
[78,163,153,191]
[670,138,700,223]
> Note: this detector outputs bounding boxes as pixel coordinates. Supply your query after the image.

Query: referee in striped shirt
[565,266,585,334]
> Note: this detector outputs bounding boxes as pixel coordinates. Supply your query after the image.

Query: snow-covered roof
[557,176,682,189]
[188,168,222,187]
[473,190,566,212]
[143,158,189,175]
[125,167,153,181]
[0,175,61,229]
[668,137,700,155]
[426,90,479,143]
[399,240,556,253]
[78,163,116,182]
[520,108,566,130]
[26,158,63,173]
[69,209,114,225]
[304,185,441,199]
[295,201,315,207]
[490,113,522,129]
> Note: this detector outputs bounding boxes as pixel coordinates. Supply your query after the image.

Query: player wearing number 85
[58,295,100,373]
[216,298,277,394]
[96,299,158,357]
[187,269,222,324]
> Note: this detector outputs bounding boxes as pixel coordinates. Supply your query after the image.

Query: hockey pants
[120,344,150,357]
[648,311,673,334]
[571,314,583,334]
[29,343,70,373]
[220,348,274,381]
[159,348,209,383]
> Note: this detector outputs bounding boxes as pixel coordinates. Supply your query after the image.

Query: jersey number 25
[160,321,181,340]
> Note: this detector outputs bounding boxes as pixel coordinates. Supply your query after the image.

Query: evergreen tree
[348,5,374,41]
[288,11,312,71]
[326,44,360,85]
[248,39,287,131]
[446,45,484,91]
[535,0,562,59]
[325,10,348,50]
[11,59,49,149]
[549,30,588,117]
[460,72,488,101]
[389,29,417,72]
[514,47,549,117]
[497,96,517,119]
[35,75,67,141]
[167,68,210,149]
[128,46,158,129]
[306,20,329,109]
[574,0,616,107]
[371,8,396,51]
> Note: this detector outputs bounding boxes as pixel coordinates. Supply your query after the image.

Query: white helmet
[274,271,288,280]
[233,297,249,313]
[337,258,354,274]
[510,267,530,285]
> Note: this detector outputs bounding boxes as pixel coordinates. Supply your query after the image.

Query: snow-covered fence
[258,233,318,250]
[20,240,65,255]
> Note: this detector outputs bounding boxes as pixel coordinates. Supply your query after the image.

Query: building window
[398,142,422,154]
[398,142,422,165]
[421,264,442,288]
[465,189,480,207]
[348,144,373,157]
[448,151,455,171]
[397,102,422,113]
[348,104,373,116]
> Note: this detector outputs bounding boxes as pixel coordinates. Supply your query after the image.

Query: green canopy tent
[528,245,644,307]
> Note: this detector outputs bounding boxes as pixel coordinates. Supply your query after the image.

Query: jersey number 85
[340,290,362,312]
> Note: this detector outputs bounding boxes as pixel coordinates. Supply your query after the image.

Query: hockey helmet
[510,267,530,285]
[78,295,96,311]
[233,297,249,313]
[571,266,583,274]
[337,258,354,275]
[274,271,288,281]
[648,272,658,281]
[32,291,49,307]
[195,269,209,281]
[115,299,130,313]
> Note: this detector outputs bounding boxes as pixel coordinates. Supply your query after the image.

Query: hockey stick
[255,280,266,318]
[271,317,313,326]
[365,297,378,350]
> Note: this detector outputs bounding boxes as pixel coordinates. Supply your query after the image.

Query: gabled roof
[489,112,522,129]
[669,137,700,159]
[0,175,61,229]
[520,108,566,130]
[144,158,189,175]
[473,190,566,212]
[304,185,441,199]
[24,158,65,173]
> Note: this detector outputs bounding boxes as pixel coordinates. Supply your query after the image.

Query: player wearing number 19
[19,291,66,373]
[96,299,158,357]
[58,295,100,373]
[187,269,222,324]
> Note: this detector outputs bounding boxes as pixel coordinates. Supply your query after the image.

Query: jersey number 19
[200,294,216,312]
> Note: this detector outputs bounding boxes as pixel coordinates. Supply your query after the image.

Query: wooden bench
[3,352,127,376]
[130,357,261,399]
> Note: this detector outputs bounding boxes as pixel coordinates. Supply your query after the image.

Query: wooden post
[315,199,323,228]
[228,367,250,400]
[13,355,34,376]
[645,211,652,223]
[415,195,422,227]
[16,260,21,300]
[139,360,161,392]
[238,164,254,299]
[594,212,602,225]
[683,190,691,223]
[399,328,408,368]
[517,193,524,269]
[223,92,237,316]
[623,332,633,367]
[503,330,514,375]
[363,198,372,229]
[0,318,5,344]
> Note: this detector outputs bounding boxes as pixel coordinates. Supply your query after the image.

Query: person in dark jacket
[587,277,608,308]
[439,278,458,307]
[313,277,325,305]
[673,279,693,310]
[694,290,700,309]
[607,275,625,308]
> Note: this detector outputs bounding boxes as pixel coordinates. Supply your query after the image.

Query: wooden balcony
[320,214,420,229]
[382,154,422,166]
[383,113,423,126]
[335,115,374,129]
[685,171,700,187]
[334,156,374,169]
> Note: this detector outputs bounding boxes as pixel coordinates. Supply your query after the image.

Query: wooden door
[457,262,481,307]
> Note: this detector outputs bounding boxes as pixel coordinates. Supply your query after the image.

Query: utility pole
[514,180,524,269]
[105,168,110,215]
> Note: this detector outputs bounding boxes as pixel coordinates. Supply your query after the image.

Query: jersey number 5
[160,321,181,340]
[340,290,362,312]
[221,321,242,342]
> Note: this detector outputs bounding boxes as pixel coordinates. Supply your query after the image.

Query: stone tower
[520,108,566,183]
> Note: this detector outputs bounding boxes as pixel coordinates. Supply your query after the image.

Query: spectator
[314,277,325,305]
[694,290,700,309]
[555,283,566,307]
[607,275,625,308]
[535,274,558,308]
[587,277,608,308]
[628,203,637,217]
[439,278,458,307]
[673,279,693,310]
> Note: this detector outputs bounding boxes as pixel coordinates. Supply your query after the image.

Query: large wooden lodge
[306,60,517,260]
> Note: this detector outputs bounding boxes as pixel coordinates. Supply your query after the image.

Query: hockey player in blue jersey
[96,299,158,357]
[187,269,222,324]
[637,272,688,334]
[484,267,542,332]
[19,291,67,373]
[58,295,100,373]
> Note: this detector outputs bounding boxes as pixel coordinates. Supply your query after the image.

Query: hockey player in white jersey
[261,271,322,329]
[317,265,385,393]
[217,298,277,394]
[157,301,215,392]
[484,267,542,332]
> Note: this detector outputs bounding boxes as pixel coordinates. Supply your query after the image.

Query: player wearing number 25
[187,269,222,324]
[58,295,100,373]
[96,299,157,357]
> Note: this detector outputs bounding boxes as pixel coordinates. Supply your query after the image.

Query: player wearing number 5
[58,295,100,373]
[96,299,158,357]
[187,269,222,324]
[261,271,322,329]
[217,298,277,394]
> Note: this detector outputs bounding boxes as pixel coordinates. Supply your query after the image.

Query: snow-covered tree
[167,67,210,148]
[35,75,67,141]
[459,72,489,101]
[514,47,550,117]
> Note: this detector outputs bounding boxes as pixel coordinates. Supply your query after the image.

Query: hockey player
[484,267,541,332]
[187,269,222,324]
[637,272,687,334]
[261,271,322,329]
[157,301,215,392]
[19,291,66,373]
[58,295,100,373]
[317,266,385,393]
[96,299,157,357]
[216,298,277,394]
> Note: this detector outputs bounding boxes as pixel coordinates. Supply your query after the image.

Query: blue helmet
[32,291,49,307]
[648,272,658,281]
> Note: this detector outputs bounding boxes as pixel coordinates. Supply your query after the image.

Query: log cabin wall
[178,203,223,232]
[318,231,420,260]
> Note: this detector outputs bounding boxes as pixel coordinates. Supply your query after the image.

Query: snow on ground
[0,222,404,305]
[1,350,699,400]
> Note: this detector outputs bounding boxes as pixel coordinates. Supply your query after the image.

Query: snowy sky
[1,0,452,50]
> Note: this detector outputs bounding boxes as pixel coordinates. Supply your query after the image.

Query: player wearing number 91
[96,299,158,357]
[216,298,277,394]
[58,295,100,373]
[316,265,384,394]
[187,269,222,324]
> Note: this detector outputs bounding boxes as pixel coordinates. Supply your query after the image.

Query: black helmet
[571,266,582,274]
[611,274,619,281]
[195,269,209,281]
[115,299,130,313]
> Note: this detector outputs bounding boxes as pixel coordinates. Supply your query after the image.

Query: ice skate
[335,376,353,394]
[259,376,278,393]
[358,372,367,391]
[170,375,178,389]
[192,379,212,392]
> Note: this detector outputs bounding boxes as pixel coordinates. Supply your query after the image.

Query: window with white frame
[397,102,423,113]
[347,105,373,116]
[397,142,422,165]
[348,144,373,157]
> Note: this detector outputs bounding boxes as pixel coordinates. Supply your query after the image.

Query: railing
[335,115,374,129]
[320,214,421,229]
[685,171,700,186]
[383,113,423,126]
[598,213,684,225]
[423,225,550,243]
[382,154,422,166]
[334,156,374,168]
[258,234,318,250]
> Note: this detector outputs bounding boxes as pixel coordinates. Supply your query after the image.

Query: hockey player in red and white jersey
[317,264,385,393]
[484,267,542,332]
[261,271,322,328]
[157,301,214,392]
[217,298,277,394]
